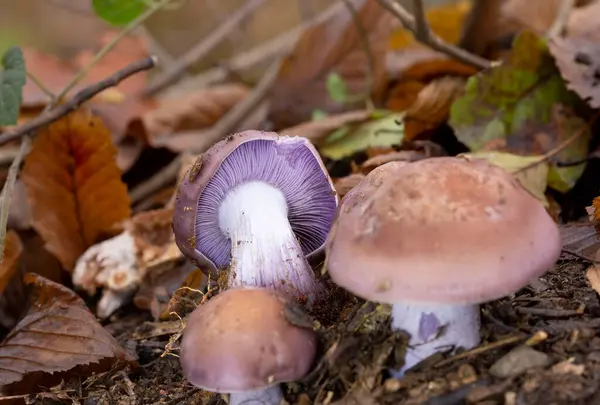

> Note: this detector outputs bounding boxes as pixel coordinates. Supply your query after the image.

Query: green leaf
[449,30,590,193]
[462,151,550,207]
[0,46,26,126]
[92,0,147,25]
[326,72,349,104]
[320,112,405,160]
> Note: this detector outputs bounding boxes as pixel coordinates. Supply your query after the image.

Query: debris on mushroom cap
[172,130,339,277]
[326,156,562,305]
[179,287,317,393]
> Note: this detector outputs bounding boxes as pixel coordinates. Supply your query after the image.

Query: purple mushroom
[173,130,339,304]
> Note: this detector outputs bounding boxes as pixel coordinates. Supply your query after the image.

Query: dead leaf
[404,76,466,140]
[500,0,565,34]
[21,109,131,271]
[156,267,208,321]
[0,231,24,330]
[7,179,32,231]
[360,150,429,171]
[281,110,371,144]
[268,0,397,128]
[489,345,551,378]
[549,36,600,109]
[0,231,23,294]
[0,273,136,396]
[334,173,366,197]
[586,264,600,296]
[567,1,600,41]
[126,83,250,150]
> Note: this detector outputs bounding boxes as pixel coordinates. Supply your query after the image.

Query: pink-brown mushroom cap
[326,156,562,305]
[179,288,317,393]
[172,130,338,277]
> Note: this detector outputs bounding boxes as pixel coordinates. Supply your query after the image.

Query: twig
[561,248,600,263]
[143,0,267,97]
[514,110,600,176]
[161,0,346,97]
[433,335,526,368]
[341,0,374,111]
[0,57,157,146]
[55,0,174,101]
[376,0,491,70]
[0,137,30,263]
[547,0,576,38]
[27,71,56,101]
[129,58,282,204]
[458,0,504,55]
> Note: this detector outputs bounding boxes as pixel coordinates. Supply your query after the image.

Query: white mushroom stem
[389,302,481,377]
[219,181,323,303]
[229,385,283,405]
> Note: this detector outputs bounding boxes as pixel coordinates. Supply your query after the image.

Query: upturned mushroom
[326,156,562,374]
[173,130,339,304]
[179,287,317,405]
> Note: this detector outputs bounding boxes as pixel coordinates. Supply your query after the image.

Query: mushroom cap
[173,130,339,276]
[179,288,317,393]
[325,156,562,305]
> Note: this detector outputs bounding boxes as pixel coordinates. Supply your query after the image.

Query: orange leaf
[0,273,136,395]
[21,109,131,271]
[126,83,250,150]
[0,231,23,295]
[404,76,466,140]
[268,0,397,128]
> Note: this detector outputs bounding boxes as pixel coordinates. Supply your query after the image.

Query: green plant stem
[27,71,56,101]
[55,0,173,102]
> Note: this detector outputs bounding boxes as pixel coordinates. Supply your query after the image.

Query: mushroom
[325,157,562,374]
[179,287,317,405]
[173,130,339,304]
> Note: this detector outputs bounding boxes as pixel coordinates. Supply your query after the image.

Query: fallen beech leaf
[0,231,24,330]
[500,0,564,34]
[73,208,183,318]
[0,273,136,395]
[360,150,429,171]
[155,266,207,321]
[21,109,131,271]
[319,111,405,160]
[449,30,591,193]
[567,1,600,41]
[0,231,23,294]
[127,83,250,149]
[404,76,466,141]
[268,0,397,128]
[280,110,371,144]
[333,173,366,197]
[586,265,600,296]
[548,36,600,109]
[462,152,550,207]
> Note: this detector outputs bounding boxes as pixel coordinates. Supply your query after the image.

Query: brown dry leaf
[280,110,371,145]
[0,273,136,396]
[500,0,565,34]
[268,0,397,128]
[0,231,23,295]
[549,36,600,109]
[404,76,466,140]
[21,109,131,271]
[586,264,600,296]
[127,83,250,150]
[334,173,366,198]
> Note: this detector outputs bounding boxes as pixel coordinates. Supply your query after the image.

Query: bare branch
[129,59,282,205]
[0,57,157,146]
[376,0,492,70]
[548,0,576,38]
[143,0,267,97]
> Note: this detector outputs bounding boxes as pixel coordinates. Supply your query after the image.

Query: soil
[27,252,600,405]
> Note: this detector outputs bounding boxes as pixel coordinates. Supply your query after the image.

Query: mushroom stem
[229,386,283,405]
[219,181,323,303]
[390,302,480,376]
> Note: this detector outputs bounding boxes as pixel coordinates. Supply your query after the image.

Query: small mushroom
[179,288,317,405]
[173,130,339,304]
[325,157,562,374]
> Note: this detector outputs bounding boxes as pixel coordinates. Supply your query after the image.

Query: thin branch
[160,0,346,97]
[0,137,30,263]
[547,0,576,38]
[143,0,267,97]
[129,58,282,204]
[27,71,56,101]
[376,0,491,70]
[514,110,600,176]
[341,0,374,111]
[55,0,174,101]
[0,57,158,146]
